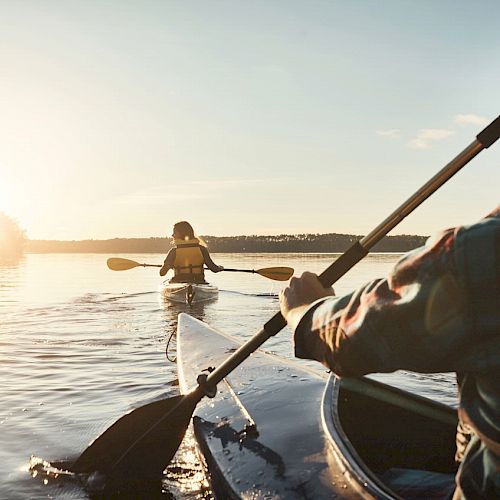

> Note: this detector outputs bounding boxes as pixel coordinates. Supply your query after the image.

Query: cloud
[408,128,454,149]
[454,114,489,126]
[418,129,454,141]
[376,129,401,139]
[408,138,430,149]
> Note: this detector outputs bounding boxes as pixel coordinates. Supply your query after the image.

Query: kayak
[160,281,218,305]
[176,313,458,499]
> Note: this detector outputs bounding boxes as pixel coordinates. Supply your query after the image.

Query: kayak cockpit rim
[322,375,397,498]
[322,375,458,499]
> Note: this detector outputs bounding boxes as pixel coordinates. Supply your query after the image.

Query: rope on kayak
[165,331,177,363]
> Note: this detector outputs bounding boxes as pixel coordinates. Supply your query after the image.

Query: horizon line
[27,232,429,242]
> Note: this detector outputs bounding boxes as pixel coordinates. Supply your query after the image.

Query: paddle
[107,257,161,270]
[73,116,499,489]
[107,257,293,281]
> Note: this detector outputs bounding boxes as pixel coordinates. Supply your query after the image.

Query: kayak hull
[176,313,458,499]
[160,282,218,305]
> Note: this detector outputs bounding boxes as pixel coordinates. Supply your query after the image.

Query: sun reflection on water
[163,428,213,499]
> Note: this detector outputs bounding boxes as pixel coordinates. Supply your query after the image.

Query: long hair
[173,221,207,247]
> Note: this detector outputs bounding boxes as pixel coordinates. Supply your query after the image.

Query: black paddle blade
[72,391,201,487]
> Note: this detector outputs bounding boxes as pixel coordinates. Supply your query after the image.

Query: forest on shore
[26,233,428,254]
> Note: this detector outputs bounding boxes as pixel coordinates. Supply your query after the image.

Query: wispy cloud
[408,128,454,149]
[376,129,401,139]
[381,113,488,150]
[454,114,489,126]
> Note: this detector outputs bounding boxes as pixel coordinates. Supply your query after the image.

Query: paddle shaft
[203,116,500,391]
[204,267,264,274]
[122,264,279,272]
[221,268,261,273]
[207,267,289,273]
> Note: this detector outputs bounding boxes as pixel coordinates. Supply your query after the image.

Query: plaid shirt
[294,207,500,499]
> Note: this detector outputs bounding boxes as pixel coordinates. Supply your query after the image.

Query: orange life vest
[173,239,205,281]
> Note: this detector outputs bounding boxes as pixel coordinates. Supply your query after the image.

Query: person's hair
[173,221,207,246]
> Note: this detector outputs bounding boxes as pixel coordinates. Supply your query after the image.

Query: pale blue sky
[1,1,499,240]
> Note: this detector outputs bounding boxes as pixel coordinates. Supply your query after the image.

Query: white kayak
[160,281,218,305]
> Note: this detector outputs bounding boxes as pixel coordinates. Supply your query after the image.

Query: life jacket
[172,238,205,282]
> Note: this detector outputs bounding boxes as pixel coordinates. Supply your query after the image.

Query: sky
[1,0,499,240]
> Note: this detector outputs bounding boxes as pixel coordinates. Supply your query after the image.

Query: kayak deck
[177,313,363,498]
[176,313,458,499]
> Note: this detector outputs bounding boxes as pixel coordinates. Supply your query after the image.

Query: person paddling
[160,221,224,283]
[280,207,500,500]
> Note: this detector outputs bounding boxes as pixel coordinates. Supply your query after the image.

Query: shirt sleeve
[294,227,475,377]
[163,248,176,269]
[201,246,221,272]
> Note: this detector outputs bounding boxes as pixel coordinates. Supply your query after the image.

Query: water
[0,253,457,498]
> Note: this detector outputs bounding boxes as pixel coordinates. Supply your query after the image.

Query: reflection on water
[163,429,212,499]
[0,253,457,498]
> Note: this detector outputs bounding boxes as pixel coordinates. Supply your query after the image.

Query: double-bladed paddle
[106,257,294,281]
[73,116,500,490]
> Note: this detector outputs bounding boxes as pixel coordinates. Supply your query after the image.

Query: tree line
[26,233,428,254]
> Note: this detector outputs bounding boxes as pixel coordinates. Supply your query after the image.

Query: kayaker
[160,221,224,283]
[279,207,500,500]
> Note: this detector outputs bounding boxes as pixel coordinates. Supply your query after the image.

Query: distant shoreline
[26,233,428,254]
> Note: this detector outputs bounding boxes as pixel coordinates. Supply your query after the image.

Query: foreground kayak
[176,313,459,499]
[160,281,218,305]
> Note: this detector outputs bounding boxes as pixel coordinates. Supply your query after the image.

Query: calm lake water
[0,252,457,499]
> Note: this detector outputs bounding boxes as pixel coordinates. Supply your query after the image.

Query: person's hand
[279,272,335,330]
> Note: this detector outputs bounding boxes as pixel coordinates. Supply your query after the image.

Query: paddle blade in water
[257,267,294,281]
[107,258,140,271]
[72,391,201,489]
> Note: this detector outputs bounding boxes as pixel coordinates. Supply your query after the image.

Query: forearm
[293,271,474,377]
[293,291,371,376]
[201,247,222,272]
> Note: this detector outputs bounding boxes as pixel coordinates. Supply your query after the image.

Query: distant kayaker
[160,221,224,283]
[279,207,500,500]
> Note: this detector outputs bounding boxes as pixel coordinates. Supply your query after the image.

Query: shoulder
[391,209,499,286]
[165,248,176,262]
[452,209,500,282]
[454,209,500,258]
